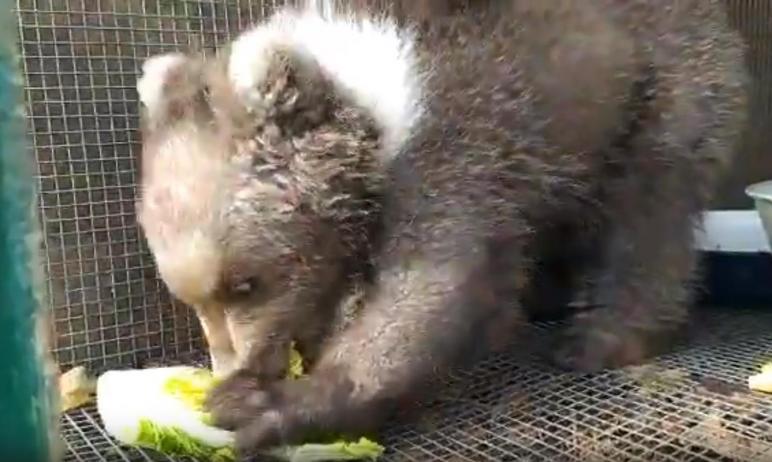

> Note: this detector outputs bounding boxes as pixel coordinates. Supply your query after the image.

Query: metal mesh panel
[56,309,772,461]
[15,0,293,371]
[13,0,772,461]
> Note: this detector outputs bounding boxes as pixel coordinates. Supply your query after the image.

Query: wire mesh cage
[12,0,772,461]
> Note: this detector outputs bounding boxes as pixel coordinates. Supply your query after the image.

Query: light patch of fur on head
[153,230,222,305]
[228,1,423,160]
[137,53,187,114]
[138,124,229,305]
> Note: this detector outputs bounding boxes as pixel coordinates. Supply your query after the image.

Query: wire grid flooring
[60,306,772,462]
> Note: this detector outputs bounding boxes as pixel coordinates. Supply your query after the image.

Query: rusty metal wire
[14,0,772,461]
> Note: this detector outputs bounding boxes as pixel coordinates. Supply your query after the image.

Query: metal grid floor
[60,307,772,462]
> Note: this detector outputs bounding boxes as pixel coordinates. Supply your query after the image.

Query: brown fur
[137,0,748,456]
[137,47,385,378]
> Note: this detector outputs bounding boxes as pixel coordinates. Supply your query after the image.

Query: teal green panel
[0,0,59,460]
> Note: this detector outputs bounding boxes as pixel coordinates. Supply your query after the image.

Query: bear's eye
[230,276,260,297]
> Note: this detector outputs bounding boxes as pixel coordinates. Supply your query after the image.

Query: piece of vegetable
[748,362,772,393]
[136,418,236,462]
[96,346,384,461]
[288,342,305,379]
[270,438,388,461]
[59,366,97,412]
[97,366,235,458]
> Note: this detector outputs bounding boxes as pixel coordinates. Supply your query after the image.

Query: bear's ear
[258,48,334,130]
[137,53,189,111]
[228,28,335,133]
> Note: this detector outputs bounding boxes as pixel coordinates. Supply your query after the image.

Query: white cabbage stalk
[749,362,772,393]
[96,365,383,462]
